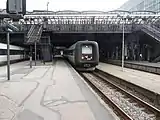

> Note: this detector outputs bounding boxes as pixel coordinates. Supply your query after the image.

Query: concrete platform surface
[108,59,160,68]
[0,61,29,77]
[97,62,160,94]
[0,60,116,120]
[126,61,160,67]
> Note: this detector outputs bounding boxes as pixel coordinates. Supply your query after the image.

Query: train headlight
[82,56,84,59]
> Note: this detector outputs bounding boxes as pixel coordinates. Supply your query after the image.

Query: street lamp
[4,22,19,80]
[47,2,49,13]
[122,16,125,71]
[121,15,132,71]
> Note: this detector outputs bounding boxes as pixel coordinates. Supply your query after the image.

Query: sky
[0,0,129,11]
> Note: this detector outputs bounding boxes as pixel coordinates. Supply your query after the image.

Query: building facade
[119,0,160,12]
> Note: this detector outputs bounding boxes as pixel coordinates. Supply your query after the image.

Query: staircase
[141,25,160,62]
[141,24,160,42]
[152,55,160,62]
[26,24,43,44]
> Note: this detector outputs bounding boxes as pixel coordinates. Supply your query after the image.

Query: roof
[118,0,144,11]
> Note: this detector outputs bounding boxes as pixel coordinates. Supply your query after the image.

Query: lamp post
[47,2,49,13]
[4,22,19,80]
[35,41,37,66]
[30,45,32,68]
[144,0,146,11]
[122,16,125,71]
[7,31,10,80]
[121,15,132,71]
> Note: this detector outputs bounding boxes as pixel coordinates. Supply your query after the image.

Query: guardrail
[44,24,133,33]
[26,25,42,44]
[27,25,35,38]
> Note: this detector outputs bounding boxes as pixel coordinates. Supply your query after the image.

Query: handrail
[143,25,160,34]
[153,55,160,62]
[150,25,160,32]
[141,25,160,41]
[143,24,160,33]
[27,25,35,38]
[142,28,160,42]
[37,25,43,40]
[26,25,43,43]
[141,25,160,62]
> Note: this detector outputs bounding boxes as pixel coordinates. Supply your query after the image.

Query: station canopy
[20,10,160,25]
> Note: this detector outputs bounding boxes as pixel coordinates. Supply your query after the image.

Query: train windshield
[82,45,92,54]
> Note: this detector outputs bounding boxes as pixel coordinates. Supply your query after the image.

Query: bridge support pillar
[147,48,151,61]
[41,36,51,62]
[41,45,52,62]
[116,46,119,60]
[126,33,140,61]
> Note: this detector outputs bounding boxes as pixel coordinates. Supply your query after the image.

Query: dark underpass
[1,30,160,62]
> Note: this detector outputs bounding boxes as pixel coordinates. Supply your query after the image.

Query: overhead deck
[0,10,160,33]
[9,10,160,33]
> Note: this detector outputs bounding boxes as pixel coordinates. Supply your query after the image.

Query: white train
[0,43,27,65]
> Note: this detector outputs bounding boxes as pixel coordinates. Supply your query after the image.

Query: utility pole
[35,42,37,66]
[7,32,10,80]
[30,45,32,68]
[47,1,49,13]
[144,0,146,11]
[122,16,125,71]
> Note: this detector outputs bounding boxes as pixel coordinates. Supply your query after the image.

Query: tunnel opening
[3,31,159,63]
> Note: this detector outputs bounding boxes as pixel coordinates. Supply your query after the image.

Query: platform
[0,61,29,77]
[0,60,116,120]
[127,61,160,67]
[97,62,160,95]
[107,59,160,74]
[109,60,160,67]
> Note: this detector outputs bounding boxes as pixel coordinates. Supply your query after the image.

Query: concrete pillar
[41,36,52,62]
[124,44,128,60]
[116,46,118,60]
[147,47,150,61]
[107,52,109,59]
[126,32,140,61]
[41,45,51,62]
[111,50,114,59]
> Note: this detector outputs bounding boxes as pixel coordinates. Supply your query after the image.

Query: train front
[75,41,99,71]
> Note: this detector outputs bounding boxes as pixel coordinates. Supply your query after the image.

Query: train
[0,43,28,65]
[63,40,99,71]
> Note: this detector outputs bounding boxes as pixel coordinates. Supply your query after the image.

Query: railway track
[80,71,160,120]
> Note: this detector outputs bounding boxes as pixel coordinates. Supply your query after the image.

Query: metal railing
[26,25,43,44]
[37,25,43,41]
[140,24,160,62]
[27,25,35,38]
[43,24,133,33]
[152,55,160,62]
[141,24,160,42]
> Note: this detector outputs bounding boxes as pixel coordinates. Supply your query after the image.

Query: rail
[26,25,42,44]
[43,24,133,33]
[27,25,35,38]
[80,70,160,120]
[141,24,160,43]
[37,25,43,40]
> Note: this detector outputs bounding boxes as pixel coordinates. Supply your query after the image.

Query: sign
[6,0,26,15]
